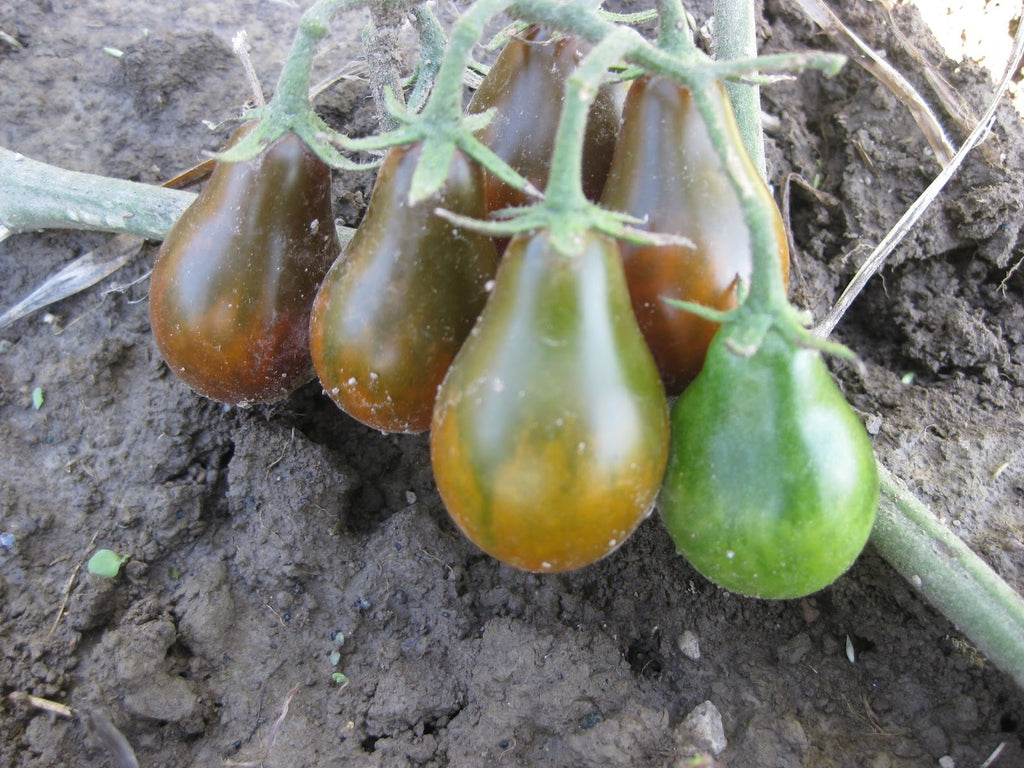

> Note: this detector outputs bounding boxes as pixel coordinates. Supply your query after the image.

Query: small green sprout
[328,632,348,684]
[87,549,128,578]
[31,387,44,410]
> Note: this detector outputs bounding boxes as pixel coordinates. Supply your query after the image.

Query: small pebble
[677,630,701,660]
[678,700,727,756]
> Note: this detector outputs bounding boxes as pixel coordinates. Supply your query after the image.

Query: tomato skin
[431,229,669,572]
[309,143,499,433]
[659,328,879,599]
[467,26,621,213]
[601,77,790,395]
[149,124,340,405]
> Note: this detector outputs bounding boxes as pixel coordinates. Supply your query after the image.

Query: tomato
[601,77,790,395]
[467,25,622,215]
[431,229,669,572]
[149,123,340,405]
[659,326,879,599]
[309,142,499,433]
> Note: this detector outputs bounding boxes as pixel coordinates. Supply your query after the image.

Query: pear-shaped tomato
[149,123,340,405]
[601,77,790,395]
[659,326,879,599]
[467,25,621,214]
[431,229,669,572]
[309,142,499,433]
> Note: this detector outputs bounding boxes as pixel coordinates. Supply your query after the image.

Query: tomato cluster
[150,26,877,596]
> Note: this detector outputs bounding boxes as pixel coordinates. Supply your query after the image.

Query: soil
[1,0,1023,766]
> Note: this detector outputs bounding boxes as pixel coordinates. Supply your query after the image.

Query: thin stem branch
[656,0,695,56]
[269,0,356,123]
[546,27,638,214]
[407,4,447,112]
[422,0,517,123]
[690,82,788,313]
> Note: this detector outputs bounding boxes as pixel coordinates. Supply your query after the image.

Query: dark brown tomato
[149,124,340,405]
[467,25,622,215]
[601,77,790,395]
[309,142,499,433]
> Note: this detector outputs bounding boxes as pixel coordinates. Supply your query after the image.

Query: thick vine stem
[713,0,765,178]
[364,1,410,132]
[0,148,356,247]
[871,467,1024,690]
[0,147,194,241]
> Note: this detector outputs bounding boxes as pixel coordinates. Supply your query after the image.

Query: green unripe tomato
[659,326,879,599]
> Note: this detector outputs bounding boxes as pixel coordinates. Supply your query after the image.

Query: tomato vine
[0,0,1022,689]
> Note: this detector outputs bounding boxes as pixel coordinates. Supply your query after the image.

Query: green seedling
[328,631,348,684]
[31,387,43,410]
[87,549,127,578]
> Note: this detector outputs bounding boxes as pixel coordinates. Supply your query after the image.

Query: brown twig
[790,0,954,165]
[233,30,267,108]
[48,531,99,635]
[223,685,301,767]
[813,13,1024,337]
[8,694,139,768]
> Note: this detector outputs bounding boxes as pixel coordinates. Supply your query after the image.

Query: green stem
[421,0,518,125]
[545,27,637,214]
[510,0,614,46]
[364,1,411,132]
[0,147,357,246]
[0,147,193,241]
[269,0,357,125]
[871,466,1024,689]
[689,83,787,314]
[214,0,381,171]
[713,0,766,178]
[408,4,448,113]
[656,0,695,56]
